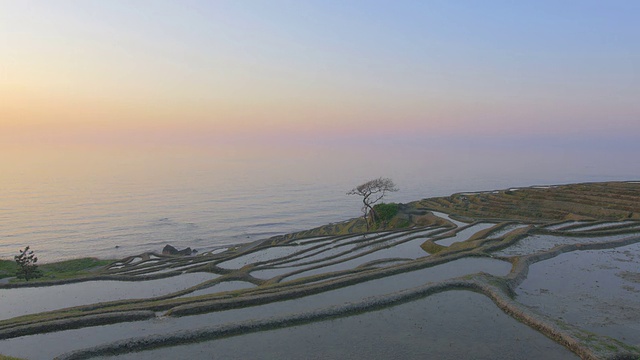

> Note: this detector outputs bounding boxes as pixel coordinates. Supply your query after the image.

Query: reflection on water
[0,272,217,320]
[97,291,577,360]
[434,223,495,246]
[0,258,512,359]
[517,242,640,346]
[493,233,635,257]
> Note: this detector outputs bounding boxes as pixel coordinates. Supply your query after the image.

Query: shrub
[373,202,399,223]
[15,246,42,281]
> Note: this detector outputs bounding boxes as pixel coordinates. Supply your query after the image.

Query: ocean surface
[2,141,639,262]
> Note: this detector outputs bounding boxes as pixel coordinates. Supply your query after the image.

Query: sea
[2,138,639,262]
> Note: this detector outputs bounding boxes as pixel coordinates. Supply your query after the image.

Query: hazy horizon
[1,1,639,152]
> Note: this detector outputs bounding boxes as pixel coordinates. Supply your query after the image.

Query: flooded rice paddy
[517,242,640,347]
[1,196,640,359]
[434,222,495,246]
[96,291,577,360]
[492,233,635,257]
[0,272,217,321]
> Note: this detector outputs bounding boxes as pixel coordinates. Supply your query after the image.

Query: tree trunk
[362,195,372,230]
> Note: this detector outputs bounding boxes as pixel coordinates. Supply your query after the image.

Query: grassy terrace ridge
[0,258,113,282]
[416,181,640,222]
[0,355,23,360]
[1,180,639,359]
[278,181,640,240]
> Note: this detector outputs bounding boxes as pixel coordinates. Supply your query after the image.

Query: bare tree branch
[347,177,398,230]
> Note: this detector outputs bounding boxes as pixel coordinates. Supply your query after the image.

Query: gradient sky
[1,1,638,148]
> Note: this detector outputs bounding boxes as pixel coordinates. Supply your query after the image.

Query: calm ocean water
[2,141,639,262]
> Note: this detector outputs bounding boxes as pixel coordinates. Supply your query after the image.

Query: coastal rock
[162,245,192,256]
[162,245,178,255]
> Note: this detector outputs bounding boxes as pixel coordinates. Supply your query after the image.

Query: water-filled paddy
[266,239,364,268]
[90,291,577,360]
[352,226,442,252]
[177,280,255,298]
[249,228,442,275]
[566,221,637,232]
[516,241,640,346]
[429,211,467,227]
[0,257,511,359]
[0,272,217,320]
[434,223,494,246]
[493,233,636,257]
[291,235,334,245]
[253,234,438,281]
[216,242,320,269]
[278,257,511,298]
[280,237,433,281]
[485,223,528,239]
[542,221,588,231]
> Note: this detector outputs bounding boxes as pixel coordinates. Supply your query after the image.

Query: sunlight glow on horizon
[1,1,638,149]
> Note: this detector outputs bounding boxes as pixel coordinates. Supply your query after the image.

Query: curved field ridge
[418,181,640,222]
[0,181,638,359]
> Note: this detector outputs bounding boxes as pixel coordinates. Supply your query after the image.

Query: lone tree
[347,177,398,230]
[15,246,42,281]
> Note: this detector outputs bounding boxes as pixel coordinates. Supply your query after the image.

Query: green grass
[0,260,18,279]
[39,258,113,280]
[1,258,113,282]
[394,218,411,228]
[373,202,399,223]
[421,241,446,254]
[0,354,25,360]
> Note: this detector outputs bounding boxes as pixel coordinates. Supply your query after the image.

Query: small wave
[252,222,289,228]
[231,231,283,240]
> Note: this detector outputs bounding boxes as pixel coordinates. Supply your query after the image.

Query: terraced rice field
[418,181,640,222]
[1,181,639,359]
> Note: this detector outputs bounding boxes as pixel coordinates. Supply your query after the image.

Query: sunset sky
[1,1,638,149]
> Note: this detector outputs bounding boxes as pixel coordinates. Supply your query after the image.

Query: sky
[1,0,639,150]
